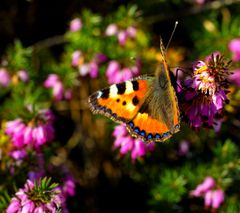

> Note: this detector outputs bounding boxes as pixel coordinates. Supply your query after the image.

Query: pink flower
[105,23,118,36]
[178,140,189,156]
[17,70,29,82]
[6,179,62,213]
[70,18,82,32]
[9,149,27,160]
[191,176,215,197]
[112,125,154,161]
[52,81,64,101]
[228,38,240,61]
[44,74,59,88]
[126,26,137,38]
[89,61,99,78]
[131,139,146,160]
[6,197,20,213]
[212,189,224,209]
[71,50,82,67]
[229,69,240,86]
[106,61,140,84]
[117,30,128,46]
[0,68,10,87]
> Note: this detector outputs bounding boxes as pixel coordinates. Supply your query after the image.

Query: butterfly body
[88,42,180,143]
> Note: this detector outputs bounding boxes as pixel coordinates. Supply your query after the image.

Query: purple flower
[211,189,225,209]
[71,50,83,67]
[117,30,128,46]
[5,109,55,151]
[228,38,240,61]
[126,26,137,38]
[17,70,29,82]
[178,140,189,156]
[89,61,99,78]
[191,176,215,197]
[44,74,71,101]
[0,68,11,87]
[112,124,154,161]
[105,23,118,36]
[6,179,62,213]
[70,18,82,32]
[9,149,27,160]
[44,74,59,88]
[52,81,64,101]
[178,53,231,130]
[229,69,240,86]
[106,61,140,84]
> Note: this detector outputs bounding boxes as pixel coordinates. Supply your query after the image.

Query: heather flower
[178,140,189,156]
[9,149,27,160]
[228,69,240,86]
[126,26,137,38]
[117,30,128,46]
[71,50,83,67]
[0,68,11,87]
[17,70,29,82]
[44,74,72,101]
[191,176,215,197]
[106,60,141,84]
[105,23,118,36]
[5,109,55,150]
[6,178,62,213]
[178,53,231,130]
[70,18,82,32]
[112,124,155,161]
[191,176,224,209]
[228,38,240,61]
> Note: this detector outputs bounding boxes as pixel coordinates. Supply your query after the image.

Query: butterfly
[88,39,180,143]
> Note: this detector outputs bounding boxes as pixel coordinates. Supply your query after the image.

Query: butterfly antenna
[165,21,178,52]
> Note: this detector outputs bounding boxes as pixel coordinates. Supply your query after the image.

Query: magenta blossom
[6,179,62,213]
[70,18,82,32]
[105,23,118,36]
[228,38,240,61]
[106,60,141,84]
[5,109,55,151]
[17,70,29,82]
[112,124,155,162]
[177,53,231,130]
[44,74,72,101]
[0,68,11,87]
[191,176,225,209]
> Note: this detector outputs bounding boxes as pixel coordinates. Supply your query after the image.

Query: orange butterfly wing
[88,77,152,123]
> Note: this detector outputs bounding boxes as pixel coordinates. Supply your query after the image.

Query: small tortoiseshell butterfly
[88,40,180,143]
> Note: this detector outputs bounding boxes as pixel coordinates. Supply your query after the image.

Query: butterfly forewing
[88,77,153,123]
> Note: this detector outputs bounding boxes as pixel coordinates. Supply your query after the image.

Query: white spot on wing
[110,84,118,98]
[125,81,133,94]
[97,91,102,99]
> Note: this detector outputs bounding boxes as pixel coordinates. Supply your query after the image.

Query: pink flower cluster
[72,51,107,79]
[229,38,240,61]
[105,23,137,46]
[6,179,62,213]
[112,125,155,161]
[69,18,82,32]
[106,60,140,84]
[191,176,225,209]
[0,68,28,87]
[5,109,55,152]
[44,74,72,101]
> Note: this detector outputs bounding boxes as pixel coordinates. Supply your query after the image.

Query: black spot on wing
[132,81,139,91]
[117,82,126,94]
[100,88,110,99]
[132,96,139,106]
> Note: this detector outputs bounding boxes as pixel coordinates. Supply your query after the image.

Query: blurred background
[1,0,240,212]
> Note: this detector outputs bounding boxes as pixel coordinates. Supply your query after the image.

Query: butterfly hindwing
[88,76,154,123]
